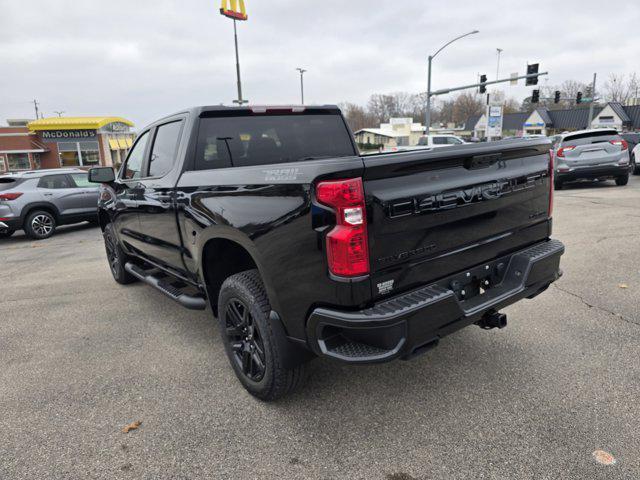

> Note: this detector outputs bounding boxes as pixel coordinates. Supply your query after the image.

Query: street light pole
[496,48,503,80]
[425,30,479,135]
[296,68,307,104]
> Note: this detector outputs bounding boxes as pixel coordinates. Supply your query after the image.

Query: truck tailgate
[362,140,553,300]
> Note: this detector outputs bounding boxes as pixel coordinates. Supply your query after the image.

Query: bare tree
[338,102,376,132]
[603,73,632,104]
[451,92,484,125]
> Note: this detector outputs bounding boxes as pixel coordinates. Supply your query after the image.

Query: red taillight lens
[610,139,629,151]
[548,149,554,217]
[556,145,575,158]
[316,178,369,277]
[0,192,23,201]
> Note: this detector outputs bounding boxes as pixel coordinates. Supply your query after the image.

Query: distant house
[354,117,426,148]
[465,103,640,138]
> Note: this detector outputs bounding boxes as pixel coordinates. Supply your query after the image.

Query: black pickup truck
[89,105,564,400]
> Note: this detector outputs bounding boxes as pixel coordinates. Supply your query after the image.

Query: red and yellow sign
[220,0,248,20]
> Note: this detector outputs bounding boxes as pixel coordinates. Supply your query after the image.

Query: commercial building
[354,118,426,148]
[465,102,640,138]
[0,116,135,173]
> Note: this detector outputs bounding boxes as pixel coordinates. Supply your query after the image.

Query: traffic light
[554,91,561,104]
[526,63,539,86]
[531,89,540,104]
[479,74,487,94]
[576,92,583,104]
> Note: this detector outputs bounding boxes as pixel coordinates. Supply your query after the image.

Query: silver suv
[0,168,100,239]
[552,129,631,189]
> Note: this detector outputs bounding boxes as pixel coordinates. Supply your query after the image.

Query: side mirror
[88,167,115,183]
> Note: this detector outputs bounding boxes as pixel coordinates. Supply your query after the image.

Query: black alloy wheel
[224,298,267,382]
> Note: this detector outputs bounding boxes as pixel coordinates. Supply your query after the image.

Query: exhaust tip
[477,311,507,330]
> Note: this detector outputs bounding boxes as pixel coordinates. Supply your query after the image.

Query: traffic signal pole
[587,73,597,128]
[430,71,548,97]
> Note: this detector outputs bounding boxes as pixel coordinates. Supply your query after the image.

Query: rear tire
[218,269,306,401]
[615,174,629,186]
[632,155,639,175]
[103,223,136,284]
[24,210,56,240]
[0,230,15,239]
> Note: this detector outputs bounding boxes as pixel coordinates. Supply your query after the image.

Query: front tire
[616,174,629,186]
[103,223,136,284]
[218,269,305,401]
[632,155,639,175]
[24,210,56,240]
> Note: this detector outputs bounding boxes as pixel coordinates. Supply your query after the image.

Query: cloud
[0,0,638,127]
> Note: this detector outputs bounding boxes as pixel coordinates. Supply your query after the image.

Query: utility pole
[296,68,307,104]
[496,48,503,80]
[33,99,40,120]
[587,73,597,128]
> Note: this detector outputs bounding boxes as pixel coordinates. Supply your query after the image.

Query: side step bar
[124,262,207,310]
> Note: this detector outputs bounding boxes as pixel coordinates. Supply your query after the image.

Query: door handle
[43,193,54,196]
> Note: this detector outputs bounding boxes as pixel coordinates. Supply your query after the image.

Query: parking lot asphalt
[1,178,640,480]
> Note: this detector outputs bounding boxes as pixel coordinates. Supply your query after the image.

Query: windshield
[195,112,356,169]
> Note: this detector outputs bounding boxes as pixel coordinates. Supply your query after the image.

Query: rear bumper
[0,218,21,231]
[307,239,564,364]
[556,164,628,182]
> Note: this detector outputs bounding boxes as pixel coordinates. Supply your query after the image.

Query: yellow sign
[220,0,248,20]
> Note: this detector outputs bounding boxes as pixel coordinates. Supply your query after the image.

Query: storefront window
[0,155,6,172]
[7,153,31,170]
[58,142,80,166]
[32,153,41,169]
[79,141,100,166]
[57,141,100,166]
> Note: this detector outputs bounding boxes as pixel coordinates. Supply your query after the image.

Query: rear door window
[432,137,448,145]
[195,113,355,170]
[38,174,73,189]
[148,121,183,178]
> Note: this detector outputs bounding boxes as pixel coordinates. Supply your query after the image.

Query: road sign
[220,0,248,20]
[510,73,518,86]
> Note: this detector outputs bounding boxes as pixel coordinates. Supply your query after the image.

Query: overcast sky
[1,0,638,128]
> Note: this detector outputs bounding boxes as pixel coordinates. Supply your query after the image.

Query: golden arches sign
[220,0,248,21]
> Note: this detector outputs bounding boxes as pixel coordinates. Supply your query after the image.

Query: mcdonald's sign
[220,0,248,20]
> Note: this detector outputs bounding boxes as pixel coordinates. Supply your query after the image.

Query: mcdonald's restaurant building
[0,117,136,173]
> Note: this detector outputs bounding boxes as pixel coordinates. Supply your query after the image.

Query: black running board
[124,262,207,310]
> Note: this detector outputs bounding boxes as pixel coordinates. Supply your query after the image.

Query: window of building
[0,155,5,172]
[32,153,41,169]
[78,142,100,166]
[58,142,80,167]
[7,153,31,170]
[38,174,73,189]
[122,131,150,180]
[148,121,183,178]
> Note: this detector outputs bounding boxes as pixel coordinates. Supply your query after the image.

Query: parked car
[621,132,640,155]
[0,168,99,239]
[89,105,563,400]
[553,128,631,189]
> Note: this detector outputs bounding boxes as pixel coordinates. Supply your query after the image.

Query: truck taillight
[0,192,23,201]
[549,149,554,217]
[316,178,369,277]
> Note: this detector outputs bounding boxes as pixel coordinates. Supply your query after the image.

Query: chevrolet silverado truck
[89,105,564,401]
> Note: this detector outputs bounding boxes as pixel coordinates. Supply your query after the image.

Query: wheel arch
[21,202,60,225]
[199,232,279,318]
